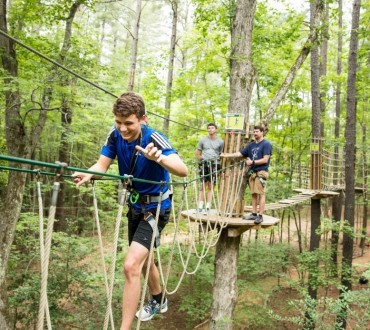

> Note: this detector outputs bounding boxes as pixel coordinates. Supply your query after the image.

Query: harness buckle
[140,194,151,204]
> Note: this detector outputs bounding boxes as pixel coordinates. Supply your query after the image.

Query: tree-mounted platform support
[181,210,280,329]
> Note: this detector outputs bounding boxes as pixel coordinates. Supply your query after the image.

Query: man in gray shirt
[196,123,224,214]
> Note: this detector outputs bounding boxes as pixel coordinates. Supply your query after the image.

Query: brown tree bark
[0,1,82,326]
[211,1,257,328]
[305,1,325,328]
[127,0,142,91]
[331,0,343,277]
[337,0,362,328]
[228,0,257,126]
[55,1,81,230]
[210,230,240,330]
[0,1,45,328]
[162,0,178,136]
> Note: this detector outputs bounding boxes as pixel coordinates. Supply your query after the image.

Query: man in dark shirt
[221,125,272,224]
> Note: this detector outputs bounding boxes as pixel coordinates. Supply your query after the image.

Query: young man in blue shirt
[73,92,188,329]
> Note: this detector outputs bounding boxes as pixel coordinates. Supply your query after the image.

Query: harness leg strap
[144,212,160,247]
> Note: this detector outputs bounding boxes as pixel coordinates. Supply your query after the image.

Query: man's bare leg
[143,257,162,296]
[258,193,266,215]
[120,242,149,330]
[251,193,258,214]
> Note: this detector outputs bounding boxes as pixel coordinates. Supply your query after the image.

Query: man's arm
[136,143,188,177]
[196,149,202,161]
[73,155,113,187]
[158,153,188,177]
[245,154,270,167]
[220,151,243,159]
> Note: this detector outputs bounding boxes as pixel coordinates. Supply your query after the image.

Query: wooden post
[220,131,245,217]
[310,137,322,190]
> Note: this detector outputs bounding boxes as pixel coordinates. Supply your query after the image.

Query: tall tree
[210,1,256,329]
[336,0,362,327]
[0,1,46,327]
[163,0,178,136]
[55,1,82,230]
[331,0,343,277]
[127,0,142,91]
[306,1,325,327]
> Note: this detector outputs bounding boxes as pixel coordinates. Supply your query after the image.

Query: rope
[37,181,60,330]
[135,189,165,330]
[36,179,52,330]
[91,182,115,329]
[103,184,128,330]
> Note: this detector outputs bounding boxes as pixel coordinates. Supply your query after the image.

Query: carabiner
[129,190,140,204]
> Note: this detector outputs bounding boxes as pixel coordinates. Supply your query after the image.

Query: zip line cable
[0,29,207,133]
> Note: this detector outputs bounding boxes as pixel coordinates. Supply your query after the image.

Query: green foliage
[238,242,292,280]
[7,210,125,329]
[270,289,370,330]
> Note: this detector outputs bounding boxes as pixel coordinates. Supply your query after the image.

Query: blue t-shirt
[240,139,272,172]
[101,124,176,210]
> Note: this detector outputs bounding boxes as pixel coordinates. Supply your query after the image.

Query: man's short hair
[253,125,265,132]
[207,123,217,129]
[112,92,145,119]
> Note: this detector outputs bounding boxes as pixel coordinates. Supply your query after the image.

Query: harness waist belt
[140,189,171,204]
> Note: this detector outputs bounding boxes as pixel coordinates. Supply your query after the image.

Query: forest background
[0,0,369,329]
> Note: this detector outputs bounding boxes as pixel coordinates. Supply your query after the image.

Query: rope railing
[2,151,249,329]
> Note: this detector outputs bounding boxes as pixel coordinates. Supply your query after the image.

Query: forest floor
[136,214,370,330]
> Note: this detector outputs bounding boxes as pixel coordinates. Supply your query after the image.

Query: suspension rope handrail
[0,154,180,186]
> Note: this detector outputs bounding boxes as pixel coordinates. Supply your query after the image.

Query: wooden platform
[181,209,280,237]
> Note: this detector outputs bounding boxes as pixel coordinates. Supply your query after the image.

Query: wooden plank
[181,209,279,228]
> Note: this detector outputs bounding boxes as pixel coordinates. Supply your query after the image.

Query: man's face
[207,125,217,135]
[253,129,263,141]
[115,114,142,142]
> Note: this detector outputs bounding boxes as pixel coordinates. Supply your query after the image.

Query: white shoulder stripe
[104,126,116,146]
[152,132,172,149]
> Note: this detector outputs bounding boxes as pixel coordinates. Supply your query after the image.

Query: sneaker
[198,208,203,213]
[243,213,257,220]
[135,298,168,321]
[203,208,210,215]
[254,215,263,224]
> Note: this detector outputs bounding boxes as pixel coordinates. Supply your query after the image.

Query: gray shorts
[127,206,170,250]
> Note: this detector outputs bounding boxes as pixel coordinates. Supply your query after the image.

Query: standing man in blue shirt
[221,125,272,224]
[73,92,188,329]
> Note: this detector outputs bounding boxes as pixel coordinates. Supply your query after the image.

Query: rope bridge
[1,154,270,329]
[291,145,346,191]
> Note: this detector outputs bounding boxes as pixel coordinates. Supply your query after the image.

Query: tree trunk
[210,229,240,330]
[162,0,178,136]
[55,2,81,230]
[0,0,57,327]
[0,2,27,328]
[359,124,368,250]
[305,1,323,327]
[331,0,343,277]
[127,0,142,91]
[211,1,257,327]
[319,2,329,136]
[228,0,257,125]
[337,0,361,328]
